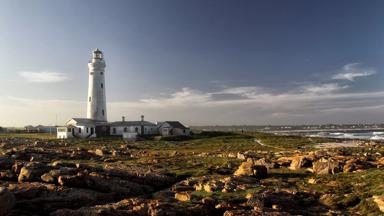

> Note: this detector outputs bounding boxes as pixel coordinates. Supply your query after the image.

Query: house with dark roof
[157,121,190,137]
[110,116,158,136]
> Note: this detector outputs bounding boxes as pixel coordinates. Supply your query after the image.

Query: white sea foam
[370,135,384,140]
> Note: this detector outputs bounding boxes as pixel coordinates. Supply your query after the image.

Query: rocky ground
[0,132,383,215]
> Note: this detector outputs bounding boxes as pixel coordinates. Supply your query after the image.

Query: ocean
[274,130,384,140]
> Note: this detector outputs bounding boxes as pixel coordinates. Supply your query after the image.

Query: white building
[57,118,108,139]
[87,49,107,121]
[110,116,158,137]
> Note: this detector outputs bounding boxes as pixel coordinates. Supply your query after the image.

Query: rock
[289,156,311,170]
[312,158,341,175]
[18,162,49,182]
[0,187,16,216]
[307,178,317,184]
[0,170,16,180]
[253,158,275,170]
[275,157,292,167]
[0,157,13,169]
[202,196,216,206]
[95,149,105,157]
[41,173,55,183]
[377,157,384,168]
[237,152,246,160]
[175,192,191,201]
[58,175,87,188]
[373,195,384,212]
[52,161,77,168]
[12,162,23,174]
[234,161,267,178]
[320,193,339,209]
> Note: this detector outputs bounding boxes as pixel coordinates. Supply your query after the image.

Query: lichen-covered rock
[289,156,311,170]
[312,158,341,175]
[18,162,49,182]
[373,195,384,213]
[234,161,267,178]
[175,192,191,201]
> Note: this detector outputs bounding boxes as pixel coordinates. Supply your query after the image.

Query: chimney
[141,115,144,122]
[122,116,125,122]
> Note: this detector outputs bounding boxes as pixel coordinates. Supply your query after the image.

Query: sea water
[304,131,384,140]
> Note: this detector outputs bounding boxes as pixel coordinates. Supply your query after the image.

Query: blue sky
[1,0,384,126]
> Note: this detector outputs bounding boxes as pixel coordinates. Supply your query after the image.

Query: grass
[0,133,57,139]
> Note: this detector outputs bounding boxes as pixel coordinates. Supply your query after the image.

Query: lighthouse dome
[93,48,102,53]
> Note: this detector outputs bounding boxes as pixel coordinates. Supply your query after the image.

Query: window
[102,109,105,116]
[86,127,89,133]
[135,127,138,132]
[124,127,127,132]
[68,128,71,132]
[101,83,103,88]
[89,97,91,102]
[183,129,186,134]
[91,128,94,134]
[101,72,104,75]
[78,128,81,133]
[113,128,116,134]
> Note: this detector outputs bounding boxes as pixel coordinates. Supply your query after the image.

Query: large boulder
[234,161,267,178]
[18,162,49,182]
[312,158,341,175]
[289,156,311,170]
[0,187,16,216]
[373,195,384,213]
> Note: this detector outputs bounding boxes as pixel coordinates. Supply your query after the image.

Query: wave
[370,135,384,140]
[372,131,384,135]
[330,132,344,136]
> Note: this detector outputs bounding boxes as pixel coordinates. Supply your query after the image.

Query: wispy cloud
[332,63,376,81]
[300,83,348,94]
[18,71,69,83]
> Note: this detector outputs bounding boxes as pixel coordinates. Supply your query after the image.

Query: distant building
[25,125,57,133]
[157,121,190,136]
[57,49,190,139]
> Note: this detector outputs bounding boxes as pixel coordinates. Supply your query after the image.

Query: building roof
[66,118,107,126]
[93,48,102,53]
[159,121,189,129]
[110,121,156,127]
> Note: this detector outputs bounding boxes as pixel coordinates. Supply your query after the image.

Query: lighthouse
[87,48,107,121]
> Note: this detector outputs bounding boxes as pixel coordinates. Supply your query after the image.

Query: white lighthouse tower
[87,48,107,121]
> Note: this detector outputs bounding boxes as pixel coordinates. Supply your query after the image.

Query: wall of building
[57,127,74,139]
[158,123,190,136]
[110,125,158,136]
[70,126,96,138]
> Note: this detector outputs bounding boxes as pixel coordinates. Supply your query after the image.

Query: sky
[1,0,384,126]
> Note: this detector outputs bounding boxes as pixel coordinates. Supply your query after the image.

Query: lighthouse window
[101,83,103,88]
[89,97,91,102]
[102,109,105,116]
[100,72,104,75]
